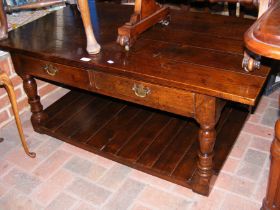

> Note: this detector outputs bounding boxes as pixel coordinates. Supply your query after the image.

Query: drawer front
[92,71,195,117]
[14,55,90,90]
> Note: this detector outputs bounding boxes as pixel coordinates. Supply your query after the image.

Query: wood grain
[40,90,248,191]
[0,4,270,106]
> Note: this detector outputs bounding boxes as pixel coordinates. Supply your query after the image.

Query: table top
[0,3,271,105]
[245,0,280,60]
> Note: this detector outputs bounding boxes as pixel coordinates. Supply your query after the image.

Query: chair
[0,0,65,40]
[0,52,35,158]
[0,0,101,54]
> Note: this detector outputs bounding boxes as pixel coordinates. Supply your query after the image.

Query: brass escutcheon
[43,64,58,76]
[132,83,151,98]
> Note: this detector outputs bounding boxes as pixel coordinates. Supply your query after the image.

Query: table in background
[243,1,280,209]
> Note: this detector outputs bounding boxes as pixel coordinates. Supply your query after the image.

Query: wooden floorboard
[152,122,198,175]
[46,93,93,131]
[136,118,185,168]
[44,91,82,118]
[55,97,103,137]
[133,40,269,77]
[42,90,248,191]
[117,113,171,161]
[71,102,125,142]
[101,109,152,155]
[171,141,199,184]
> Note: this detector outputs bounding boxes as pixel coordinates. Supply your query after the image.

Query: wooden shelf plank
[40,90,248,191]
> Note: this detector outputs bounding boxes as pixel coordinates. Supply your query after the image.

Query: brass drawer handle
[132,83,151,98]
[43,64,58,76]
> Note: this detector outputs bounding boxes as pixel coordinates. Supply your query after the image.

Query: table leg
[77,0,100,54]
[21,75,48,132]
[192,94,222,195]
[262,119,280,210]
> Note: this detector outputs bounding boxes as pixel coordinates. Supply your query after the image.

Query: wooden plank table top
[0,3,271,196]
[0,3,270,106]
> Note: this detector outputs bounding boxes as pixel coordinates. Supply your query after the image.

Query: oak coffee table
[0,3,271,195]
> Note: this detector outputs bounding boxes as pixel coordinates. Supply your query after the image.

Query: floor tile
[45,193,77,210]
[73,201,98,210]
[229,176,256,197]
[102,179,145,210]
[0,87,277,209]
[130,202,154,210]
[236,162,262,181]
[138,186,192,210]
[220,193,260,210]
[243,149,267,167]
[2,168,41,194]
[243,123,274,139]
[33,149,72,180]
[32,169,74,205]
[0,189,43,210]
[249,136,272,153]
[261,107,279,127]
[64,156,93,176]
[0,182,9,197]
[66,178,111,206]
[0,160,14,177]
[191,189,225,210]
[229,132,251,159]
[129,170,175,190]
[98,164,131,190]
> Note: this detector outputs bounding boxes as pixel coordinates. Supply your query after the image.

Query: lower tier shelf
[38,90,248,191]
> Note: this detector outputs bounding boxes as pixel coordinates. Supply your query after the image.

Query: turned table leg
[192,94,224,195]
[21,75,48,132]
[0,71,35,157]
[262,119,280,210]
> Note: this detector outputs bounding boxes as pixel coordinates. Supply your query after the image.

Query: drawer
[14,55,90,90]
[92,71,195,117]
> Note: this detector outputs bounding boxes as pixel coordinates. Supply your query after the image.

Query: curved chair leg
[0,71,36,158]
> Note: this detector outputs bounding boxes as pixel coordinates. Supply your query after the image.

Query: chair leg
[0,71,36,158]
[0,0,8,40]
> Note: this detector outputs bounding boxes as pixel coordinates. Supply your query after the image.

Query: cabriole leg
[1,71,35,157]
[77,0,100,54]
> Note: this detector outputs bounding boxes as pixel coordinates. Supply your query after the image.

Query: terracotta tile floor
[0,88,278,210]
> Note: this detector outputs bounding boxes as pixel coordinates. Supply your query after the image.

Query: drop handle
[43,64,58,76]
[132,83,151,98]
